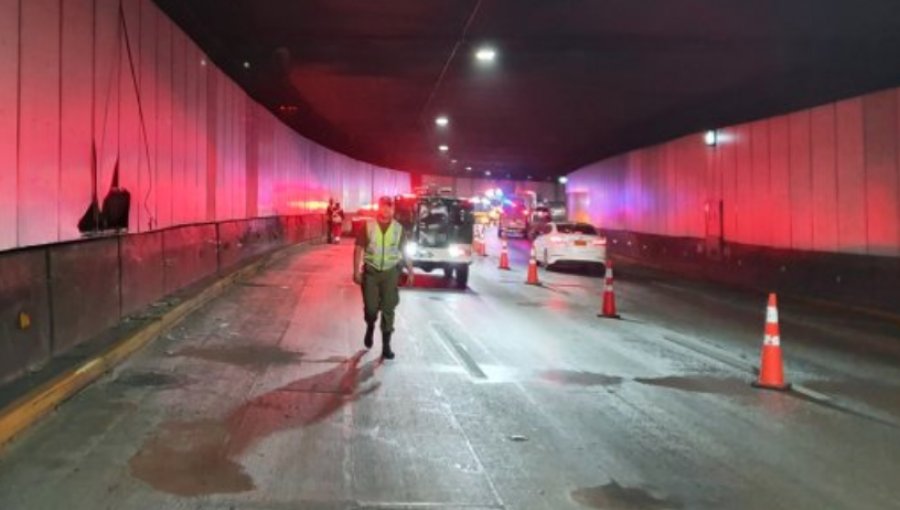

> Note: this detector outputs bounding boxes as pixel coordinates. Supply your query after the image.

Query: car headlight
[404,242,418,258]
[449,245,464,258]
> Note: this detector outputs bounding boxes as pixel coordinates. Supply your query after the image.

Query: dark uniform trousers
[362,265,400,333]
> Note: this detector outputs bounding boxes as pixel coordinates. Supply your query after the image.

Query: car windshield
[555,223,597,235]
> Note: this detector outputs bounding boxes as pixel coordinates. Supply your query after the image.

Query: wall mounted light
[558,176,569,184]
[704,130,717,147]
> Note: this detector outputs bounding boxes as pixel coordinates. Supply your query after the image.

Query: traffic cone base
[751,380,791,391]
[526,247,540,285]
[499,240,511,270]
[597,261,620,318]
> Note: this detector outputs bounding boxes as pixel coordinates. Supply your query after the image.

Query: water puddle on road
[174,344,303,371]
[634,375,749,396]
[572,480,682,509]
[541,370,623,386]
[128,419,254,497]
[129,351,380,497]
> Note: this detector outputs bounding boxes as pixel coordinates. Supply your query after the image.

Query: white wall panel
[788,111,813,251]
[170,28,186,225]
[195,46,208,222]
[719,127,738,241]
[0,0,18,250]
[862,91,899,256]
[138,0,159,230]
[119,0,142,232]
[18,0,60,246]
[810,104,839,252]
[93,0,119,203]
[835,98,867,254]
[769,115,792,248]
[155,16,172,228]
[59,0,95,242]
[734,125,753,244]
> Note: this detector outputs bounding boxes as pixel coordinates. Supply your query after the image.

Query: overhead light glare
[558,176,569,184]
[704,130,717,146]
[475,47,496,62]
[435,116,449,127]
[439,145,449,152]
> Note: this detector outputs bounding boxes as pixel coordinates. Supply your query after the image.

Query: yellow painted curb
[0,243,307,448]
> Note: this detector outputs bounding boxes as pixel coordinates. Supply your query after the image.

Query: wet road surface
[1,231,899,509]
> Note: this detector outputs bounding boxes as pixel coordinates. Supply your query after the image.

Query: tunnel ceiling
[155,0,900,180]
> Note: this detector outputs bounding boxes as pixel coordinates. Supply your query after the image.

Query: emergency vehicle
[394,189,475,289]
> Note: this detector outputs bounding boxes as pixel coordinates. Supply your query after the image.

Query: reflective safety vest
[364,219,403,271]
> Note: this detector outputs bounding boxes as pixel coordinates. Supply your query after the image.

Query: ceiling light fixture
[558,176,569,184]
[466,166,472,171]
[435,116,449,127]
[243,61,251,69]
[439,145,449,152]
[475,47,496,62]
[485,171,492,177]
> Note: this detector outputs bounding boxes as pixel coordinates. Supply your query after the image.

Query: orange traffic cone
[598,260,620,318]
[526,246,540,285]
[752,293,791,391]
[480,236,488,257]
[498,239,511,270]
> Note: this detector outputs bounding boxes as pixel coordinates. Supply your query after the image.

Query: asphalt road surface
[1,230,899,509]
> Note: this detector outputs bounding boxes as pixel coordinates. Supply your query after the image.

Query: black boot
[364,323,375,349]
[381,332,395,360]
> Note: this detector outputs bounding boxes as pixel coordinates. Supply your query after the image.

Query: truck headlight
[404,242,418,258]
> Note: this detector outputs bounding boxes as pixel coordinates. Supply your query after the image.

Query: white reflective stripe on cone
[763,334,780,346]
[766,306,778,323]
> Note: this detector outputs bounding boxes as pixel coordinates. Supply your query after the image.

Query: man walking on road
[353,196,414,359]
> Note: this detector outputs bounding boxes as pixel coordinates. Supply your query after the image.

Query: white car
[532,222,607,270]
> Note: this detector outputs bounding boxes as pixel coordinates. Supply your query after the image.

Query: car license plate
[574,240,587,247]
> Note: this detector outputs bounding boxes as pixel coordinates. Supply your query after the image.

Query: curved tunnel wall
[0,0,409,385]
[568,88,900,312]
[568,89,900,257]
[0,0,409,252]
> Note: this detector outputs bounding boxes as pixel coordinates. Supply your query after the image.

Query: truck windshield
[415,198,473,247]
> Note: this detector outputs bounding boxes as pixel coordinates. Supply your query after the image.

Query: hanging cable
[119,0,155,229]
